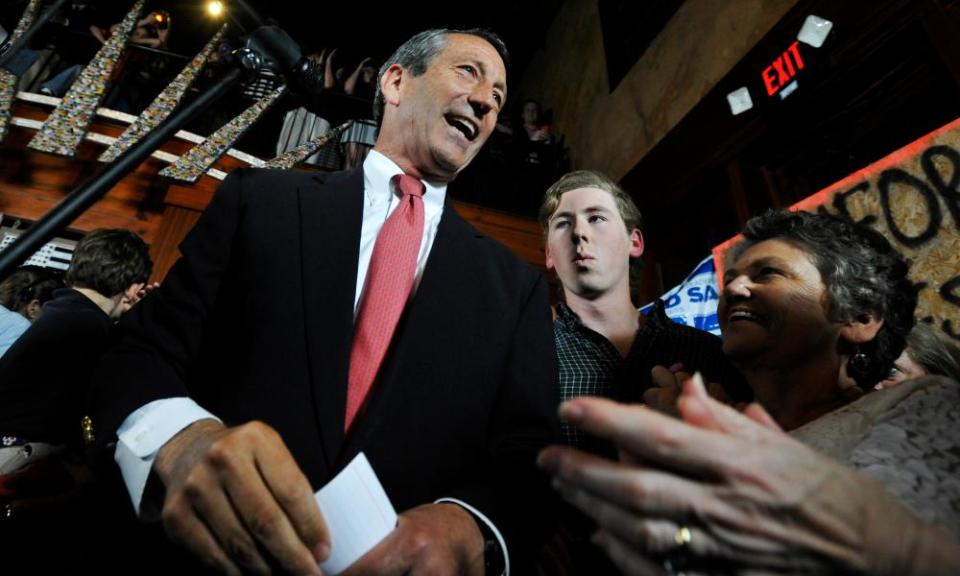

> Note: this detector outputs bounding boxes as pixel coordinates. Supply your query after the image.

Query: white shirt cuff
[435,497,509,576]
[115,397,220,518]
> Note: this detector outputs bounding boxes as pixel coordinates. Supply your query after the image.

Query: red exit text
[762,41,805,97]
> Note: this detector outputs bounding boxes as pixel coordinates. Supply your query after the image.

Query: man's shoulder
[207,168,363,223]
[0,292,109,371]
[446,208,538,279]
[221,167,360,198]
[35,290,110,333]
[224,166,344,187]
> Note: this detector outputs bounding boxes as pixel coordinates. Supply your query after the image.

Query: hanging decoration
[159,85,286,183]
[263,120,352,169]
[99,24,229,162]
[27,0,145,156]
[0,0,43,142]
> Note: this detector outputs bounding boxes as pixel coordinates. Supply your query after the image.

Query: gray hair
[373,28,510,128]
[906,322,960,382]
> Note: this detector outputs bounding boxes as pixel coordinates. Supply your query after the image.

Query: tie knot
[392,174,425,199]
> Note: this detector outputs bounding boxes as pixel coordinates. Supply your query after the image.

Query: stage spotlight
[207,1,224,18]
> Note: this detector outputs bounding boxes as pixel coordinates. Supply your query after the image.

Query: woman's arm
[344,56,372,95]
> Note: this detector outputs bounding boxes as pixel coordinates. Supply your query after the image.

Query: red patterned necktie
[345,173,426,432]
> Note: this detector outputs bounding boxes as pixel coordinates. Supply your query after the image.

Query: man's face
[377,33,507,182]
[545,187,643,300]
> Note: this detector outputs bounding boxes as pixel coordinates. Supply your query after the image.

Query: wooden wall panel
[149,205,200,280]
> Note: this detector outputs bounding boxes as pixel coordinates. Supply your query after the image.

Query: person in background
[875,321,960,389]
[37,1,113,96]
[105,10,173,112]
[129,10,170,49]
[324,46,344,91]
[275,49,342,170]
[521,99,551,143]
[0,265,62,358]
[340,55,379,169]
[0,229,152,471]
[496,98,551,143]
[0,230,153,575]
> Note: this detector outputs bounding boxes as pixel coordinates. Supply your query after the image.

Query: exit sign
[762,40,805,97]
[727,16,832,115]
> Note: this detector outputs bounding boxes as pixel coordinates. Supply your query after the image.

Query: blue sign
[639,255,721,336]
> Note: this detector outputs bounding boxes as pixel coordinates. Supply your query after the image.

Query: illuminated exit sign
[727,16,832,115]
[762,40,805,97]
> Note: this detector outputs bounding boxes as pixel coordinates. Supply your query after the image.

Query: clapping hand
[537,374,949,575]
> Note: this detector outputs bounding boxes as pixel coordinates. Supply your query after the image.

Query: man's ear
[544,244,555,272]
[629,229,644,259]
[840,312,884,344]
[379,64,405,109]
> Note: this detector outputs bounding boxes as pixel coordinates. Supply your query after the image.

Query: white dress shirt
[114,150,508,573]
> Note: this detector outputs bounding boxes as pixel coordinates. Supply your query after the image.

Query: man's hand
[119,282,160,315]
[342,503,485,576]
[154,419,330,576]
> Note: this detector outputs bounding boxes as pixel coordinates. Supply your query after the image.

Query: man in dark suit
[1,229,150,464]
[93,28,557,575]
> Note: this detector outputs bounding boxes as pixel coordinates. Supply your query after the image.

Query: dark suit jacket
[94,167,559,566]
[0,288,112,446]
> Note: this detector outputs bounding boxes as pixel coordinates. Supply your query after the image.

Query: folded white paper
[315,453,398,574]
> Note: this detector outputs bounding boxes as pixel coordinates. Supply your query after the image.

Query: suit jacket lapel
[299,168,364,469]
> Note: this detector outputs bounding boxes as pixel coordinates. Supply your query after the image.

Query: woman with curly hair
[719,209,917,428]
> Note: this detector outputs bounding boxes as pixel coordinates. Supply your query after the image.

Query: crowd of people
[2,2,178,114]
[0,23,959,576]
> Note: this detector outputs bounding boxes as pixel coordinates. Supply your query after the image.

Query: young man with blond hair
[540,170,742,451]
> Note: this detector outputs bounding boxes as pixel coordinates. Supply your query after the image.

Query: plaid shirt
[554,300,745,451]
